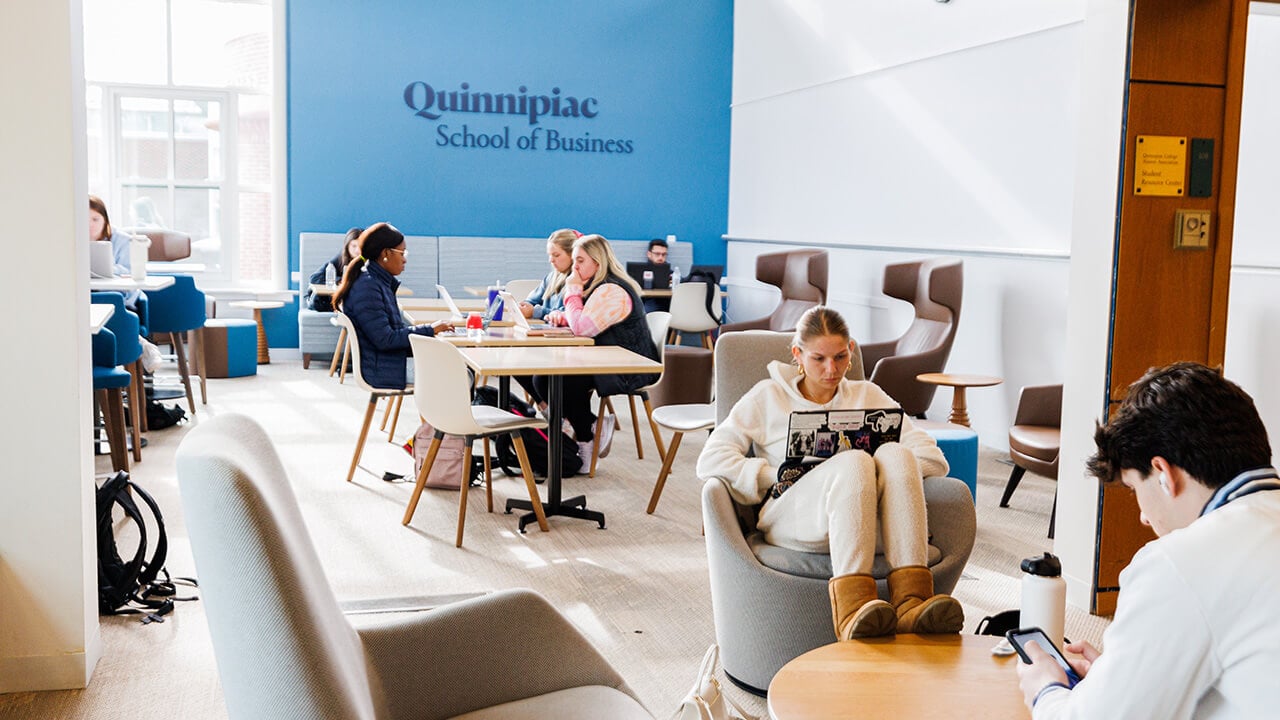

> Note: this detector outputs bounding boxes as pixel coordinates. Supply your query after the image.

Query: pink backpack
[410,421,467,490]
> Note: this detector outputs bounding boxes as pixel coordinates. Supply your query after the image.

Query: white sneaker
[577,439,593,469]
[598,414,616,458]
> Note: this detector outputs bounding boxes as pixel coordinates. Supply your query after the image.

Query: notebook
[625,261,671,290]
[501,292,573,336]
[785,408,904,460]
[90,240,116,279]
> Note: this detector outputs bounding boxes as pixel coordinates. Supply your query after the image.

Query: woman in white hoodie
[696,306,964,640]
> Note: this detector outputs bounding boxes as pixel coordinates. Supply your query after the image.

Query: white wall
[1224,6,1280,444]
[0,0,101,691]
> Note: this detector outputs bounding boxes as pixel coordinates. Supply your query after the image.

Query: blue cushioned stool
[203,319,257,378]
[918,421,978,503]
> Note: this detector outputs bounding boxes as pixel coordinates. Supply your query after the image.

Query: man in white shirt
[1017,362,1280,719]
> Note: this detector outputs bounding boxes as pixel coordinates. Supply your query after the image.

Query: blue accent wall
[277,0,733,346]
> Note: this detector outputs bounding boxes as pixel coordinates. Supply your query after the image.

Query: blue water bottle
[486,279,504,321]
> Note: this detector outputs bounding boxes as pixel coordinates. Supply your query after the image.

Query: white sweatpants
[756,443,928,576]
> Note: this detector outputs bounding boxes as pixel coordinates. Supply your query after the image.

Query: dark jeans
[512,375,544,407]
[533,374,597,441]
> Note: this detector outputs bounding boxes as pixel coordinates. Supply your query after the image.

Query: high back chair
[858,258,963,417]
[701,330,977,693]
[718,249,828,334]
[402,335,551,546]
[91,292,145,463]
[666,282,722,349]
[336,312,414,483]
[175,413,653,720]
[587,312,671,478]
[1001,383,1063,538]
[145,274,207,412]
[91,328,132,472]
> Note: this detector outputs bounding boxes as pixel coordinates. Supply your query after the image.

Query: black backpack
[472,386,583,479]
[683,269,723,325]
[96,471,197,622]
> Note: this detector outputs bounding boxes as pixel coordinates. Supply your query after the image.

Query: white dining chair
[667,282,722,349]
[403,334,550,546]
[589,312,671,477]
[336,312,415,483]
[646,402,716,514]
[504,278,543,304]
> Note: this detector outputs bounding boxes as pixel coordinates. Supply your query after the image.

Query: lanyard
[1200,466,1280,517]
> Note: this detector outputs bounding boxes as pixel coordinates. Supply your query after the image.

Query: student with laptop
[541,234,660,460]
[89,195,142,309]
[517,228,579,320]
[641,238,671,312]
[333,223,453,388]
[696,306,963,641]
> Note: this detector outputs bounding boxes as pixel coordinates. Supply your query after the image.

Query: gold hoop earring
[796,364,805,378]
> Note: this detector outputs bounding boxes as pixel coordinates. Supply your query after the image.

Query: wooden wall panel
[1130,0,1233,85]
[1109,83,1224,400]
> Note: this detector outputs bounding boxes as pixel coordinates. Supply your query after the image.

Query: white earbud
[1159,473,1171,496]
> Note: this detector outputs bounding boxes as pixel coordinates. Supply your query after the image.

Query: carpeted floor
[0,351,1109,719]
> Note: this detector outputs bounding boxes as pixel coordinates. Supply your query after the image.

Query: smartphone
[1006,627,1081,688]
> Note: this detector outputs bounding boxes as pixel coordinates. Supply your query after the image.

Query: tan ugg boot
[828,573,897,640]
[887,565,964,634]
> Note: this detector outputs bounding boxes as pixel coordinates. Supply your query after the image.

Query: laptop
[625,261,672,290]
[501,291,572,336]
[90,240,116,279]
[785,408,904,460]
[436,284,502,325]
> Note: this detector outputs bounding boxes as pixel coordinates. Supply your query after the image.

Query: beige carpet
[0,352,1109,719]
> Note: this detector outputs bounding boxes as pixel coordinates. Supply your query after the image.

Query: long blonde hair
[545,228,579,295]
[574,234,641,297]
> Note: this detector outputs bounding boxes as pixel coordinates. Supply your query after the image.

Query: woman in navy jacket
[333,223,452,388]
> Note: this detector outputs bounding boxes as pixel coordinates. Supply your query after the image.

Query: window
[84,0,275,286]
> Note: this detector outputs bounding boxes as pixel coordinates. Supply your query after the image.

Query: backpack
[407,422,486,490]
[96,471,197,622]
[683,269,722,325]
[145,400,187,430]
[472,386,583,479]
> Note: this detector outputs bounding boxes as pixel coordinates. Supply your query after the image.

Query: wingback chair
[858,258,963,417]
[719,249,828,334]
[175,413,653,720]
[701,331,977,694]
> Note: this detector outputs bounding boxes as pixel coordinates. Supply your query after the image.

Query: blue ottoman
[919,422,978,503]
[203,319,257,378]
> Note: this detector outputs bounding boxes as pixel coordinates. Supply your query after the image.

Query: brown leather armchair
[126,228,193,261]
[719,249,828,333]
[859,259,963,417]
[1001,384,1063,537]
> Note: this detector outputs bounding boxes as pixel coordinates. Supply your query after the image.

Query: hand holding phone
[1006,627,1082,688]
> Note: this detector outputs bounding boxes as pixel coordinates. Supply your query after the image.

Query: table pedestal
[229,300,285,365]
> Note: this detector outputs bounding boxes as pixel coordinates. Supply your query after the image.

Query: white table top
[436,327,594,348]
[89,275,175,292]
[89,304,114,334]
[457,345,662,377]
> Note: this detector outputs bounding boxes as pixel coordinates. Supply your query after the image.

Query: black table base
[505,495,605,531]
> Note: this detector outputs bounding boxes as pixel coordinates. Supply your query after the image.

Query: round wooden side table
[230,300,285,364]
[916,373,1003,427]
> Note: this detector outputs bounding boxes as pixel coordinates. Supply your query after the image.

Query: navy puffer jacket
[341,262,434,388]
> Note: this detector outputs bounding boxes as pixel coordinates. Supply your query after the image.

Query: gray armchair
[176,414,652,720]
[859,258,963,417]
[701,331,976,694]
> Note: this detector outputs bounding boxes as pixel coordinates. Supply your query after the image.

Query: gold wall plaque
[1134,135,1187,196]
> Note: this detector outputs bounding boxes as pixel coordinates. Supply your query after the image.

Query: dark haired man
[643,238,670,312]
[1017,362,1280,718]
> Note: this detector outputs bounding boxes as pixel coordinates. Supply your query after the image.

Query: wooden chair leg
[455,443,475,547]
[127,361,144,462]
[99,389,129,473]
[171,331,196,414]
[588,407,606,478]
[510,434,549,533]
[346,394,378,482]
[386,395,404,442]
[647,430,684,514]
[329,328,347,377]
[642,397,668,460]
[1000,465,1028,508]
[339,337,351,383]
[191,328,207,404]
[483,437,493,512]
[403,433,443,524]
[626,395,643,459]
[134,358,148,433]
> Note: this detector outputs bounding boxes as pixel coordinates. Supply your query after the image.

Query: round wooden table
[230,300,285,364]
[916,373,1003,427]
[768,634,1029,720]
